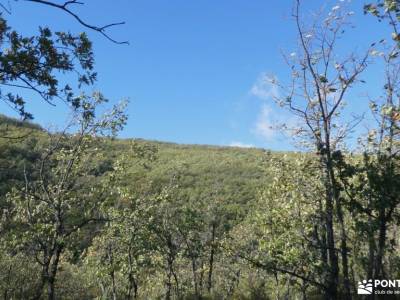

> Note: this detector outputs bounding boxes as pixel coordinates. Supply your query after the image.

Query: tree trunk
[107,244,117,300]
[336,197,351,300]
[191,256,199,298]
[33,252,50,300]
[367,210,376,279]
[111,269,117,300]
[47,245,62,300]
[314,200,327,269]
[199,261,204,294]
[207,223,216,293]
[3,264,12,300]
[166,256,173,300]
[172,266,180,299]
[127,276,138,300]
[49,244,63,300]
[127,249,138,300]
[322,152,339,300]
[375,210,387,279]
[301,279,308,300]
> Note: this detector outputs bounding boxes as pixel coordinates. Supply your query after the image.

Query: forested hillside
[0,115,276,299]
[1,0,400,299]
[1,100,398,300]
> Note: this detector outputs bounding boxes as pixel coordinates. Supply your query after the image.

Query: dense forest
[1,0,400,299]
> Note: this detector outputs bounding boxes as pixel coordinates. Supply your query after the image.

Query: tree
[150,184,185,300]
[332,0,400,286]
[365,27,400,284]
[0,0,126,120]
[230,154,328,298]
[85,143,158,300]
[266,1,369,298]
[3,93,127,300]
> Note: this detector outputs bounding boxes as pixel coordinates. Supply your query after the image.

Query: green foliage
[1,95,127,299]
[228,154,326,297]
[0,17,96,120]
[1,113,400,299]
[0,117,271,299]
[1,2,400,298]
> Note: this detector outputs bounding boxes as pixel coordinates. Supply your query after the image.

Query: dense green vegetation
[1,0,400,299]
[0,114,274,299]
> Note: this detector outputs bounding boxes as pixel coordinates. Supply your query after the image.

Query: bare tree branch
[23,0,129,44]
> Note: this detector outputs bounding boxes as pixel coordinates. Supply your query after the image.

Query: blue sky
[2,0,390,150]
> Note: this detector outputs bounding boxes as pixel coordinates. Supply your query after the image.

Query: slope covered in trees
[0,115,276,299]
[1,0,400,299]
[1,103,398,299]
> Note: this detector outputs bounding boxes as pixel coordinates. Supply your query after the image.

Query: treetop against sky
[1,0,390,150]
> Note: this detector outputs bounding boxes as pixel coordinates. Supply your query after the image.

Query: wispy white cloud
[228,141,255,148]
[250,73,279,101]
[253,104,275,141]
[249,73,279,141]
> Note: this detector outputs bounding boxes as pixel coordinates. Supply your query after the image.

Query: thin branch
[0,2,11,14]
[23,0,129,44]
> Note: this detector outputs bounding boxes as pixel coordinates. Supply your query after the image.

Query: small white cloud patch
[229,142,255,148]
[250,73,279,101]
[253,104,275,141]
